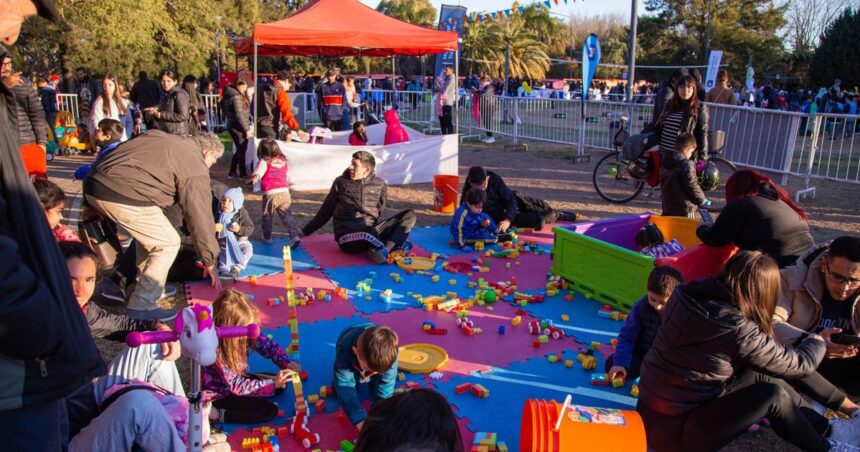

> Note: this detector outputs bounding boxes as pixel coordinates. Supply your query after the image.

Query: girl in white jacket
[89,74,131,143]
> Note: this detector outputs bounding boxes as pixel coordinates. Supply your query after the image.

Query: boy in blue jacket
[332,323,399,429]
[450,188,507,249]
[606,266,684,381]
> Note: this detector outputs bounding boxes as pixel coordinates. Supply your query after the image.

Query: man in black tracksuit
[460,166,577,231]
[302,151,416,264]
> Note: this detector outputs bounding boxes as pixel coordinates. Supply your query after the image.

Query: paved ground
[49,137,860,452]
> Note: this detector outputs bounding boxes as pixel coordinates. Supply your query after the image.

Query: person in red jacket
[383,109,408,145]
[256,70,308,141]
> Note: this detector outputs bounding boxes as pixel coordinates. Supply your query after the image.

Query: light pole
[626,0,638,120]
[704,0,713,60]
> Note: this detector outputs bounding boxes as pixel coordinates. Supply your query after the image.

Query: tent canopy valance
[235,0,459,57]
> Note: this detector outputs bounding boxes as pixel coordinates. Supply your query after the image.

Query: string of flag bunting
[440,0,577,27]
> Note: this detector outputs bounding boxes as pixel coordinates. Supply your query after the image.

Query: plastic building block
[538,335,549,344]
[249,275,258,286]
[612,377,625,388]
[448,279,457,285]
[497,441,509,452]
[429,371,443,380]
[455,383,473,394]
[277,426,289,437]
[242,437,261,449]
[307,394,319,403]
[403,381,420,390]
[590,373,609,386]
[498,325,505,335]
[547,354,559,363]
[277,409,285,417]
[340,440,355,452]
[560,314,570,322]
[314,400,325,412]
[471,384,490,398]
[290,412,320,449]
[511,316,522,326]
[564,359,574,368]
[431,275,440,283]
[397,372,406,381]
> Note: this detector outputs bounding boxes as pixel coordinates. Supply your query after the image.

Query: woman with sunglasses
[776,236,860,400]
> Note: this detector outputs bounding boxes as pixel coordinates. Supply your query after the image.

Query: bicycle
[592,117,738,206]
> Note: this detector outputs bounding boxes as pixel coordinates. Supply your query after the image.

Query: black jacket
[130,78,162,109]
[638,277,825,417]
[0,68,103,411]
[303,170,387,240]
[696,187,814,268]
[256,81,281,134]
[11,81,48,146]
[459,171,517,224]
[660,150,705,216]
[222,85,250,133]
[659,103,709,161]
[156,86,191,136]
[651,82,674,127]
[85,302,158,342]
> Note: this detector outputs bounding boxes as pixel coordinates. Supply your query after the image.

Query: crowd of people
[3,1,860,451]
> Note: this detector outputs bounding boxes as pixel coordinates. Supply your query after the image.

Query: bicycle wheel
[593,153,645,204]
[704,156,738,210]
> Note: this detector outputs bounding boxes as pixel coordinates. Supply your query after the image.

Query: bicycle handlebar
[126,324,261,347]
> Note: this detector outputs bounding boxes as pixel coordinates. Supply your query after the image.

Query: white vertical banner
[704,50,724,91]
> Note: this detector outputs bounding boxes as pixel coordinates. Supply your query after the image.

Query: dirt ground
[71,137,860,452]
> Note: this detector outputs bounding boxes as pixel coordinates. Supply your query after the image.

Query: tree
[376,0,436,27]
[809,7,860,89]
[780,0,856,57]
[640,0,787,83]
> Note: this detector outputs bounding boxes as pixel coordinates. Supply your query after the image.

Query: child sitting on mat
[636,224,685,259]
[333,323,399,430]
[203,289,301,424]
[216,187,254,280]
[349,121,368,146]
[606,266,684,382]
[450,188,511,250]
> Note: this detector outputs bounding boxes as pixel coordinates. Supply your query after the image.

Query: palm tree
[487,17,550,79]
[376,0,437,27]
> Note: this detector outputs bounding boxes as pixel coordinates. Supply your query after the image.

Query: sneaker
[557,210,578,222]
[483,136,495,144]
[829,439,860,451]
[162,283,177,298]
[367,247,389,265]
[127,307,178,322]
[262,237,273,245]
[801,394,827,416]
[829,417,860,444]
[289,235,301,249]
[95,278,126,304]
[229,265,241,280]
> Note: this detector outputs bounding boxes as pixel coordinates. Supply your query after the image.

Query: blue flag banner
[581,33,601,102]
[435,5,467,77]
[518,6,525,13]
[544,0,551,8]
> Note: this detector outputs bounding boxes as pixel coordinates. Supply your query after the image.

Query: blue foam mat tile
[433,350,638,448]
[217,315,368,434]
[322,263,474,315]
[407,225,505,257]
[511,291,625,345]
[240,238,320,277]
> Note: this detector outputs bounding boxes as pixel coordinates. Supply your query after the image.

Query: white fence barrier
[55,92,860,197]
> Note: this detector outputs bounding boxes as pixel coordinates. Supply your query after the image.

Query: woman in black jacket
[697,169,814,268]
[225,80,252,179]
[657,74,708,162]
[182,74,206,134]
[638,251,858,452]
[147,70,190,136]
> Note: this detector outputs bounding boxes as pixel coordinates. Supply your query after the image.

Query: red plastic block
[455,383,473,394]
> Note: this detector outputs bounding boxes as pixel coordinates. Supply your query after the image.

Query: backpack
[101,380,190,442]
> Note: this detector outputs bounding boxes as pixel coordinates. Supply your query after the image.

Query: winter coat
[130,77,162,109]
[383,109,408,145]
[696,187,814,268]
[11,81,48,146]
[659,150,705,216]
[316,81,346,123]
[459,171,518,224]
[302,170,388,240]
[88,96,130,141]
[202,335,292,404]
[613,296,662,372]
[774,244,860,345]
[256,82,299,135]
[333,323,398,425]
[639,277,826,417]
[156,86,191,136]
[0,66,103,411]
[84,301,157,342]
[659,103,709,161]
[221,85,250,133]
[84,130,220,267]
[38,86,58,114]
[651,82,674,127]
[213,207,255,239]
[450,204,498,248]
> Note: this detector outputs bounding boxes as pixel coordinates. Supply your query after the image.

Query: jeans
[0,398,68,451]
[638,369,830,452]
[93,343,185,405]
[337,209,416,254]
[228,128,249,177]
[261,191,300,241]
[439,105,454,134]
[69,390,185,452]
[218,239,254,273]
[88,196,181,311]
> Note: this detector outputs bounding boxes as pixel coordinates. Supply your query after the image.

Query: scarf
[219,187,244,268]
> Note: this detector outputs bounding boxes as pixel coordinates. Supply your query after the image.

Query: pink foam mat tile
[516,221,567,246]
[300,232,432,269]
[446,251,553,292]
[186,270,357,328]
[367,301,579,379]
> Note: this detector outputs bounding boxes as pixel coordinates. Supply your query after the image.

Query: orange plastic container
[521,399,646,452]
[432,174,460,213]
[649,215,702,248]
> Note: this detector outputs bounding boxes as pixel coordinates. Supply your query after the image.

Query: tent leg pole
[253,42,258,136]
[454,48,459,135]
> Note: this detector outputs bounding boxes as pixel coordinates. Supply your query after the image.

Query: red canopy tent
[235,0,458,58]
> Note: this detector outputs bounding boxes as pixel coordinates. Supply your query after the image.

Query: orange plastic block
[455,383,472,394]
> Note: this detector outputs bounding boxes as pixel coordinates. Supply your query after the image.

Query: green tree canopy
[809,7,860,89]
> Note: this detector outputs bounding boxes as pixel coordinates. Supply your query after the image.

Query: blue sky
[359,0,644,20]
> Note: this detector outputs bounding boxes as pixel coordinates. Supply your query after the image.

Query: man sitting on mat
[302,151,416,264]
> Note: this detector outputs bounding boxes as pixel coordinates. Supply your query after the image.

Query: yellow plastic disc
[395,256,436,271]
[397,343,449,374]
